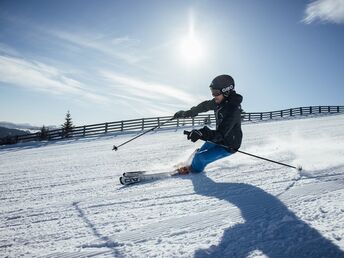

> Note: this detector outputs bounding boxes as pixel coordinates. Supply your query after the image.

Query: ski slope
[1,114,344,257]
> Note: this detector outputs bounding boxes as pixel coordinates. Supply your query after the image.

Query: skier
[173,74,243,174]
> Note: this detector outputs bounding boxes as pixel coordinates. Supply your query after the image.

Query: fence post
[121,121,124,131]
[338,106,340,113]
[177,118,179,127]
[157,117,160,128]
[310,106,312,114]
[142,118,144,131]
[319,106,321,113]
[270,112,272,120]
[83,126,86,136]
[192,117,195,127]
[281,110,283,117]
[328,106,330,113]
[105,123,108,133]
[300,107,303,116]
[248,113,251,121]
[260,113,263,120]
[290,109,293,116]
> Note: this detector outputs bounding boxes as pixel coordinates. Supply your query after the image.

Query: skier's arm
[187,99,216,117]
[174,99,216,119]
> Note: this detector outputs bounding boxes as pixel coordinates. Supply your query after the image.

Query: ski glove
[187,129,203,142]
[198,126,213,141]
[173,110,192,119]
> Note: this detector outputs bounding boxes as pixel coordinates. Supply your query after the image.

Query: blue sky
[0,0,343,126]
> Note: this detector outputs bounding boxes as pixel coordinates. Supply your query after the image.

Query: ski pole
[183,130,302,171]
[113,117,174,151]
[235,149,302,171]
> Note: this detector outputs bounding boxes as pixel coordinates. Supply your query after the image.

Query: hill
[0,126,29,138]
[0,121,41,131]
[0,114,343,257]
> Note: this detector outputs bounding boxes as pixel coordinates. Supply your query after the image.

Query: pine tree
[61,110,74,138]
[39,125,50,140]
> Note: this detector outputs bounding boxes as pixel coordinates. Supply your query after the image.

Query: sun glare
[179,35,205,65]
[178,10,206,65]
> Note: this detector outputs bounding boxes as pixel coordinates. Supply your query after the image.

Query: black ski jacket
[186,91,243,151]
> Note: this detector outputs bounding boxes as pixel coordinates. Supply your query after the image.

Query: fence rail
[1,105,343,145]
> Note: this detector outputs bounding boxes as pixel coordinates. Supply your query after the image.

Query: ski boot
[176,165,192,175]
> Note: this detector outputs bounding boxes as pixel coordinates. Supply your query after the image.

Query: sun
[179,35,205,65]
[178,11,206,65]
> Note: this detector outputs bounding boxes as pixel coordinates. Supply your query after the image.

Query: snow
[1,114,344,257]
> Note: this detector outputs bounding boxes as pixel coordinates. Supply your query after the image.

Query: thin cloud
[109,92,181,117]
[0,43,20,56]
[0,55,108,104]
[49,30,144,65]
[2,14,146,65]
[303,0,344,24]
[48,29,159,75]
[100,70,200,105]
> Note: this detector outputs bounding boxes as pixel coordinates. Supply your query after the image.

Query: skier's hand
[187,129,203,142]
[198,126,213,140]
[173,110,192,119]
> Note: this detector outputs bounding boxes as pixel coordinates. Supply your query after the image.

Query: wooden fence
[1,105,343,145]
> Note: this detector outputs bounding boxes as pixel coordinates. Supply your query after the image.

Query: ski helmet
[209,74,235,97]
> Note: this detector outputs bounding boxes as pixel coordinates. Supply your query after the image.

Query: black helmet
[209,74,235,97]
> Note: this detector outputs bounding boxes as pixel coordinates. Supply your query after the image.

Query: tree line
[39,111,74,140]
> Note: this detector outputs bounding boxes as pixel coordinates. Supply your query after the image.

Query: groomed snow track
[1,114,344,257]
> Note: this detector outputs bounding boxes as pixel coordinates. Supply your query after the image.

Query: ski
[120,175,142,185]
[120,171,179,186]
[123,170,147,177]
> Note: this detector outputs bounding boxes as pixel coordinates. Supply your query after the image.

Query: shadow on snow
[188,172,344,258]
[72,202,123,257]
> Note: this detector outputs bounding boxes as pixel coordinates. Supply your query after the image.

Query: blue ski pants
[191,141,232,173]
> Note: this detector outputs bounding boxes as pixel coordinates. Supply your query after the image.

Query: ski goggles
[211,88,222,97]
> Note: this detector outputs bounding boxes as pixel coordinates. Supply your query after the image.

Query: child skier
[173,74,243,174]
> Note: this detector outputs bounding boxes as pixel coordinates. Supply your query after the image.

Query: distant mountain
[0,121,57,134]
[0,121,41,131]
[0,122,58,139]
[0,126,30,138]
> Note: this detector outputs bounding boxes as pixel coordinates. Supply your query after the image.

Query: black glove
[173,110,192,119]
[198,126,213,141]
[187,129,203,142]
